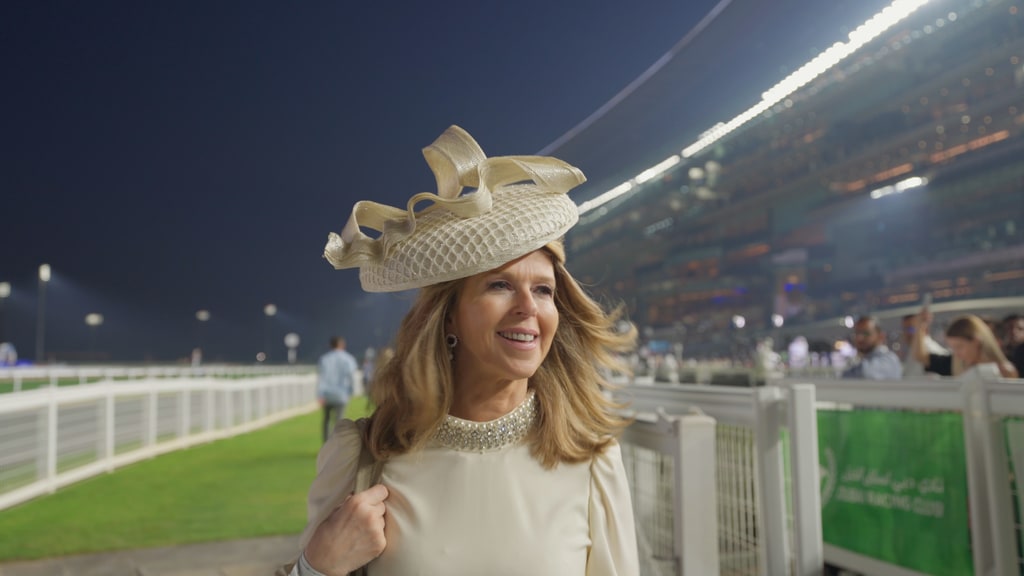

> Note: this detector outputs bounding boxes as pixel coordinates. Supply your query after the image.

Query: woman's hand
[304,484,389,576]
[911,308,934,366]
[914,308,932,331]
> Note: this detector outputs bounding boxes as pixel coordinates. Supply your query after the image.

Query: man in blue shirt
[842,316,903,380]
[317,336,358,442]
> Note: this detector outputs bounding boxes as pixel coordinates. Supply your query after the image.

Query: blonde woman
[913,312,1017,379]
[944,315,1018,379]
[285,126,639,576]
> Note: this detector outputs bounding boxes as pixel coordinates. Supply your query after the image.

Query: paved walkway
[0,534,299,576]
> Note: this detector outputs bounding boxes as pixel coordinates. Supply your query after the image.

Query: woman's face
[448,251,559,387]
[946,335,981,366]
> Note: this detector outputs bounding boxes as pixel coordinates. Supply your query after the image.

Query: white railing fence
[621,410,719,575]
[0,373,317,512]
[779,374,1024,576]
[616,382,824,576]
[0,364,314,393]
[619,373,1024,576]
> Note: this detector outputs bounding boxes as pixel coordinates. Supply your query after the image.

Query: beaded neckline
[433,390,538,452]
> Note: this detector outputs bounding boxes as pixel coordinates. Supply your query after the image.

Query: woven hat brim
[358,185,578,293]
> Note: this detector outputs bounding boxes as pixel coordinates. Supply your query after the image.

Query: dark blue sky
[0,0,723,363]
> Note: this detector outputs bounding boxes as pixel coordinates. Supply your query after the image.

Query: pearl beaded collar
[433,390,538,452]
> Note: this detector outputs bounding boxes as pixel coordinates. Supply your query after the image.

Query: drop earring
[445,333,459,360]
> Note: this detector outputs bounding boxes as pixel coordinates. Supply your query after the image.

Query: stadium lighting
[195,309,211,322]
[36,264,51,363]
[262,303,277,363]
[85,313,103,357]
[578,156,680,215]
[0,282,9,344]
[870,175,928,199]
[684,0,932,159]
[577,181,634,215]
[284,332,300,364]
[577,0,936,216]
[634,155,681,184]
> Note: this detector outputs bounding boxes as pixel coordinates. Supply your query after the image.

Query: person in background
[284,126,639,575]
[842,316,902,380]
[360,347,376,396]
[913,313,1017,379]
[317,336,358,443]
[900,313,949,378]
[1000,313,1024,377]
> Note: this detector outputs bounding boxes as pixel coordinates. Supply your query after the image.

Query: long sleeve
[587,440,640,576]
[299,419,363,551]
[283,420,362,576]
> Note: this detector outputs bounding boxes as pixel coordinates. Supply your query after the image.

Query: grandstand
[556,0,1024,358]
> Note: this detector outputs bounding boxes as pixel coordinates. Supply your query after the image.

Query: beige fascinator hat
[324,125,586,292]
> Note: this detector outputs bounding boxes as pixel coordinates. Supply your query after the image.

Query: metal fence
[616,382,823,576]
[0,372,317,511]
[621,410,719,575]
[619,364,1024,576]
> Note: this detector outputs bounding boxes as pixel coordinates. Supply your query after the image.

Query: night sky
[1,1,724,363]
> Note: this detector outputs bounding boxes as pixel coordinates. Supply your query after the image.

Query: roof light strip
[578,0,934,216]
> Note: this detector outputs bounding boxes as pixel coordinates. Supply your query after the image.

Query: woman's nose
[513,291,538,316]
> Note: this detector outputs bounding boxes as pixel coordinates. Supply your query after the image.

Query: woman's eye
[489,280,512,290]
[535,285,555,297]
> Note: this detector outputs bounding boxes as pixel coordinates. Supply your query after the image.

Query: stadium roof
[543,0,898,205]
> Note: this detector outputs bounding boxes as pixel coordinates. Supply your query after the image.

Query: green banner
[817,410,973,575]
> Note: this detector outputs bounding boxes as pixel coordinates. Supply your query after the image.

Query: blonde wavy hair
[945,314,1017,378]
[366,242,636,468]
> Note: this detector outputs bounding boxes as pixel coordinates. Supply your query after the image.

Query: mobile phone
[921,292,932,309]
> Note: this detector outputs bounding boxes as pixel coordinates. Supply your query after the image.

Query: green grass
[0,397,374,561]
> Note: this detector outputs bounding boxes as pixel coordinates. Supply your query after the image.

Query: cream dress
[297,392,639,576]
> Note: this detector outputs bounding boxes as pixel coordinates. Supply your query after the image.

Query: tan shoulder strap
[352,419,383,576]
[354,446,382,491]
[353,418,384,491]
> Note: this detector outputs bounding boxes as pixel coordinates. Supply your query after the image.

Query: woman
[287,126,639,575]
[912,312,1017,379]
[943,315,1018,379]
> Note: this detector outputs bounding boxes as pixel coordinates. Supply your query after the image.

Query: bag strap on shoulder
[351,418,383,576]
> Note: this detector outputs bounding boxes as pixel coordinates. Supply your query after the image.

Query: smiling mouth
[498,331,536,343]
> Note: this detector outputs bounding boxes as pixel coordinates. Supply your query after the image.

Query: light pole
[0,281,10,343]
[284,332,300,365]
[85,313,104,360]
[263,303,277,363]
[36,264,51,364]
[195,309,210,354]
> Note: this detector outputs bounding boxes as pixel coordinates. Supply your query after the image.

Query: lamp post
[263,303,277,363]
[0,281,10,343]
[85,313,104,360]
[195,309,210,354]
[36,264,50,364]
[284,332,300,365]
